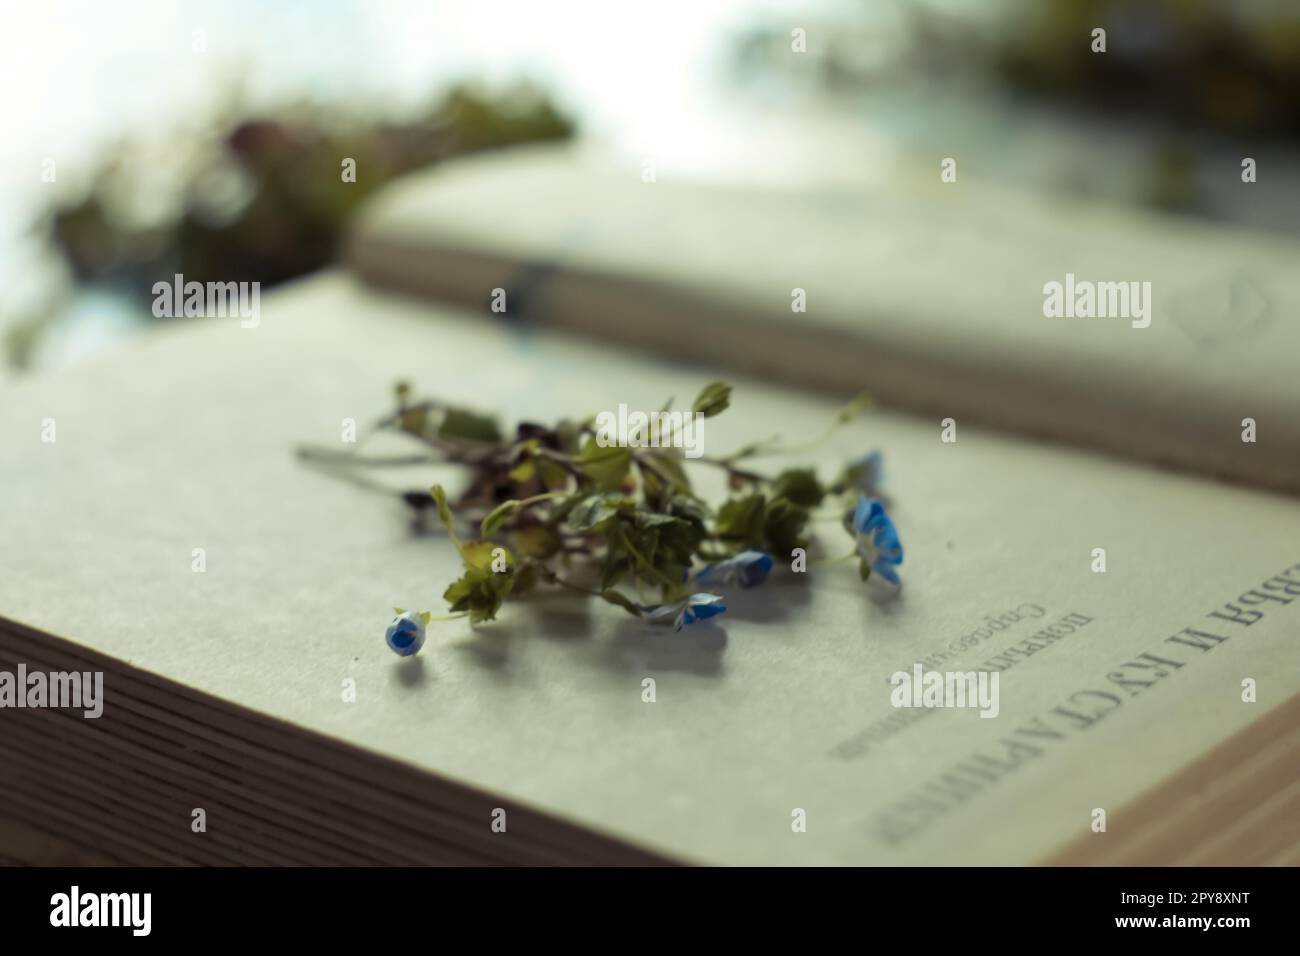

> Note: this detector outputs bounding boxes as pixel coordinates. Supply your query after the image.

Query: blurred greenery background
[3,0,1298,372]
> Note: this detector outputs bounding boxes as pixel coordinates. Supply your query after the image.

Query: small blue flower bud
[385,610,427,657]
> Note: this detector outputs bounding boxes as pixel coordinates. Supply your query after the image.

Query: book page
[1,272,1297,864]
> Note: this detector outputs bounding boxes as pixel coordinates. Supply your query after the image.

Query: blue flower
[848,450,884,497]
[385,610,428,656]
[645,592,728,631]
[852,496,903,586]
[696,550,774,589]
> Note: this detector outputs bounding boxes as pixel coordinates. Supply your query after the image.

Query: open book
[2,152,1298,866]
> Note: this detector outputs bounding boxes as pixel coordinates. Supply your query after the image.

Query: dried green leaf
[535,457,570,491]
[443,562,516,622]
[481,500,520,537]
[771,468,824,508]
[512,525,561,559]
[692,381,732,418]
[439,407,503,443]
[568,493,623,532]
[575,437,632,491]
[430,485,454,532]
[715,493,766,549]
[764,496,811,555]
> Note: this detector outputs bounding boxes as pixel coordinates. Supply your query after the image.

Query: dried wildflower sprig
[298,382,902,653]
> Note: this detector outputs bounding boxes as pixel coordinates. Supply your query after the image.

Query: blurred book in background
[347,141,1300,496]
